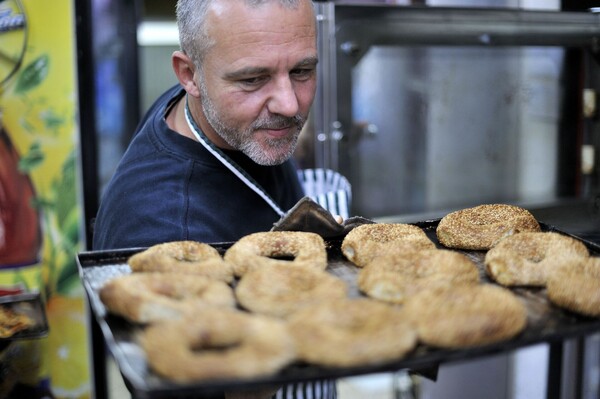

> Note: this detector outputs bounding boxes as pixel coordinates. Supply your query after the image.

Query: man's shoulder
[92,176,186,250]
[133,84,185,138]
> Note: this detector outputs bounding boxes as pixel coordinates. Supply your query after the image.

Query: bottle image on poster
[1,0,38,266]
[0,118,42,267]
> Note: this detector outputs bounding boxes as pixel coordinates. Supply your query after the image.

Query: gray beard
[199,83,305,166]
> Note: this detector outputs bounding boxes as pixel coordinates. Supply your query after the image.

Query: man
[93,0,316,249]
[93,0,336,398]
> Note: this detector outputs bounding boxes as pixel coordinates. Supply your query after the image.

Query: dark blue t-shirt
[92,85,304,250]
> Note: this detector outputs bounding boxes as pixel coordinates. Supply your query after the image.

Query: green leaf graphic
[15,54,50,94]
[18,141,44,172]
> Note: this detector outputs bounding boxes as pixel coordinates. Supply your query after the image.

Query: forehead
[205,0,317,69]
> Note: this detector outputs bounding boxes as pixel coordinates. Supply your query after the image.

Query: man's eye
[240,76,266,87]
[291,68,315,80]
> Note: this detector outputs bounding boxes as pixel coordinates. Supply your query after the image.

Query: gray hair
[176,0,310,70]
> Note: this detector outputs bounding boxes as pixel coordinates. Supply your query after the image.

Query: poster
[0,0,92,398]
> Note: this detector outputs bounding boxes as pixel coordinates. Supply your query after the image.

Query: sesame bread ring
[358,248,480,304]
[288,298,417,368]
[403,284,527,348]
[484,232,589,287]
[140,308,295,382]
[224,231,327,277]
[547,257,600,317]
[341,223,435,267]
[436,204,541,250]
[128,241,234,283]
[235,264,348,318]
[99,273,235,324]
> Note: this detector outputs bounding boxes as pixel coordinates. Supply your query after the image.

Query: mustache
[252,114,305,131]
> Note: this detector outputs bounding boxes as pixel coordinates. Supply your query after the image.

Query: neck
[179,94,235,150]
[166,95,197,142]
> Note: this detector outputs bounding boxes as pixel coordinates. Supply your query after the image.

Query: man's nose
[267,77,299,117]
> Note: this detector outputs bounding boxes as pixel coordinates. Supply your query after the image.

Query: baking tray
[0,292,49,341]
[77,221,600,399]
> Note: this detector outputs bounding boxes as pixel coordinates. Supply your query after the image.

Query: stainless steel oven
[305,2,600,398]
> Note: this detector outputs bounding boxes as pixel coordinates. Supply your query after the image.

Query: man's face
[197,0,318,166]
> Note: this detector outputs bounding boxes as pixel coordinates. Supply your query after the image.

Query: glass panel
[348,45,565,218]
[93,0,139,194]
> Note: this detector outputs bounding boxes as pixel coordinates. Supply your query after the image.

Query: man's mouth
[260,126,292,138]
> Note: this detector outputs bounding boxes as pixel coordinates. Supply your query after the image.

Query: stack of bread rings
[97,202,599,386]
[432,204,598,318]
[99,230,420,383]
[342,211,528,349]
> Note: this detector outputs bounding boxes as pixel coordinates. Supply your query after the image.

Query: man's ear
[172,50,201,97]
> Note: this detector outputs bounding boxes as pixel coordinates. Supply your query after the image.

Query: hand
[333,215,344,224]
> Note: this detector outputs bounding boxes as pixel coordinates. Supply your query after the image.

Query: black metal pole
[74,0,105,397]
[547,342,563,399]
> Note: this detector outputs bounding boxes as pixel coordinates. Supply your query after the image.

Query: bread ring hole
[150,284,183,299]
[149,283,198,300]
[511,244,545,263]
[173,253,208,263]
[518,249,545,263]
[325,311,369,330]
[262,251,297,262]
[190,341,241,354]
[190,334,243,354]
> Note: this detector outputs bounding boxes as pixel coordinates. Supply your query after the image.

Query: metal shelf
[333,6,600,52]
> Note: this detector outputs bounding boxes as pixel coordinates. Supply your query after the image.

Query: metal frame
[313,4,600,170]
[313,2,338,170]
[76,0,142,397]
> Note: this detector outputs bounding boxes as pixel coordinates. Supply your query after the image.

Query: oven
[302,2,600,398]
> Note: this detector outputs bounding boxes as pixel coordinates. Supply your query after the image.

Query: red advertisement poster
[0,0,92,397]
